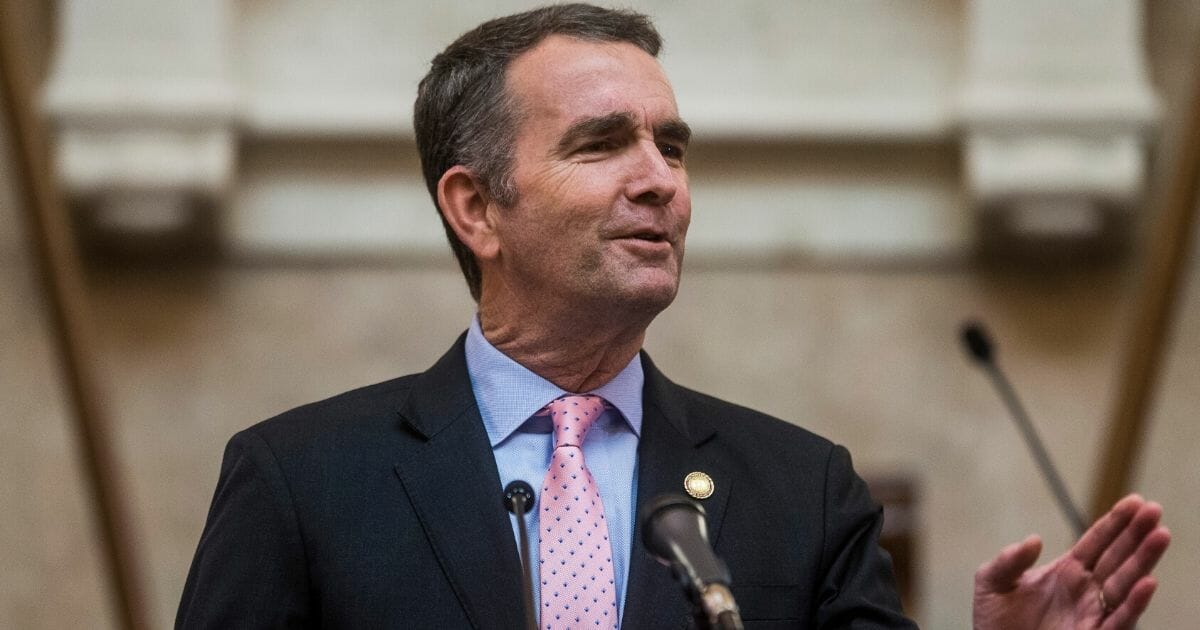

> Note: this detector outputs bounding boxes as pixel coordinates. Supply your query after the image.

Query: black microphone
[503,480,537,630]
[503,480,536,515]
[641,494,743,630]
[959,320,1087,536]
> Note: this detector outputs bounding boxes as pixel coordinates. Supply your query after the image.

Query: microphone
[503,479,536,515]
[959,320,1087,536]
[641,494,743,630]
[503,480,537,630]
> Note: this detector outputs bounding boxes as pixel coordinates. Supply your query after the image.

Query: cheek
[529,167,614,226]
[674,188,692,228]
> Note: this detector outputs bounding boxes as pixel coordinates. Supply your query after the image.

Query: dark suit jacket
[177,335,915,629]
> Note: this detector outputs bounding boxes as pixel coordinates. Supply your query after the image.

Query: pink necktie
[537,394,618,629]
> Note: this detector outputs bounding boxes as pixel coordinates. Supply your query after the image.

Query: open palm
[973,495,1171,630]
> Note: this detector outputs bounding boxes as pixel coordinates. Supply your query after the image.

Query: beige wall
[3,2,1199,628]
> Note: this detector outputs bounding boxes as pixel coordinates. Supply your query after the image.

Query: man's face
[485,35,692,317]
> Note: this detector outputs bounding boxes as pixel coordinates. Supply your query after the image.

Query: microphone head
[960,320,994,365]
[640,494,707,562]
[503,480,536,514]
[639,494,730,590]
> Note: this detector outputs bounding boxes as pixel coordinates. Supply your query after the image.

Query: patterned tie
[537,394,618,629]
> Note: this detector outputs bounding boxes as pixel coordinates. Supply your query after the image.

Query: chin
[579,259,682,314]
[614,278,680,315]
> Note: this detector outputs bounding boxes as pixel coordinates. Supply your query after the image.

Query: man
[177,4,1169,628]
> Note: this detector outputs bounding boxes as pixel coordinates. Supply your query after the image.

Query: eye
[579,139,618,154]
[658,142,686,162]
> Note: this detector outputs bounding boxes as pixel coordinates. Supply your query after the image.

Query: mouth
[627,231,668,243]
[611,230,674,259]
[611,226,670,244]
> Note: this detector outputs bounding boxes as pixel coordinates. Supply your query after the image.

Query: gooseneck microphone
[641,494,743,630]
[960,320,1088,536]
[503,480,538,630]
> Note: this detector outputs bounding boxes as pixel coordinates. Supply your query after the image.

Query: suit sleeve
[815,444,918,629]
[176,430,313,629]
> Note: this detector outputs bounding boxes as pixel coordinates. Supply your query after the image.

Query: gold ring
[1097,584,1113,615]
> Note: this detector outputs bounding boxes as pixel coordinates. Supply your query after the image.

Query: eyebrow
[556,112,637,154]
[655,119,692,148]
[555,112,693,154]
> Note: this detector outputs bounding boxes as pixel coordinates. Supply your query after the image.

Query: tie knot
[540,394,607,449]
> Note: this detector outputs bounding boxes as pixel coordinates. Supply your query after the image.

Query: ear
[437,165,501,261]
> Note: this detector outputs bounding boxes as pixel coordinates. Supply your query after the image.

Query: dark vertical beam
[1090,63,1200,520]
[0,4,149,629]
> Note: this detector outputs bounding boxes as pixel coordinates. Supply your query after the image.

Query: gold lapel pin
[684,471,714,500]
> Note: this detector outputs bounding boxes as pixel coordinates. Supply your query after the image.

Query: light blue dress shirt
[464,316,642,625]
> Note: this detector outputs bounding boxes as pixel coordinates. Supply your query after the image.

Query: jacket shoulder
[670,382,837,456]
[641,352,836,456]
[235,373,421,456]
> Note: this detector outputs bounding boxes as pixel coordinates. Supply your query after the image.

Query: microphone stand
[961,321,1087,536]
[694,583,743,630]
[504,481,538,630]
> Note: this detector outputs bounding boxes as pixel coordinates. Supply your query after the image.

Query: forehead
[505,35,679,130]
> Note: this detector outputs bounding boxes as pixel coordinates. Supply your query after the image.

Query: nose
[625,139,678,206]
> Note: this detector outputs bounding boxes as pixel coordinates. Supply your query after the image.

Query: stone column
[960,0,1159,243]
[42,0,236,242]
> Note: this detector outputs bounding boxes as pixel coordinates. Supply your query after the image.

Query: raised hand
[972,494,1171,630]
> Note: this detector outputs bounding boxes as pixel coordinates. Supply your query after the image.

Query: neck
[478,292,655,393]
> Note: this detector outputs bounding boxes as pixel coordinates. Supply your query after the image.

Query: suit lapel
[621,354,732,630]
[392,336,526,630]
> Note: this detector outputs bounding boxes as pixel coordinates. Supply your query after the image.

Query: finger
[1101,525,1170,607]
[1099,576,1157,630]
[1071,494,1143,569]
[1093,501,1163,580]
[976,534,1042,593]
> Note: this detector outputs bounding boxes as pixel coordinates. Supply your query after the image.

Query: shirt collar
[464,315,644,447]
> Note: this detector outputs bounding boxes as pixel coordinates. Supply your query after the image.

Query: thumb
[976,534,1043,594]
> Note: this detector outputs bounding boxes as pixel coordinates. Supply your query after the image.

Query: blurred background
[2,1,1198,628]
